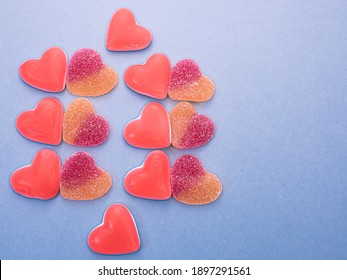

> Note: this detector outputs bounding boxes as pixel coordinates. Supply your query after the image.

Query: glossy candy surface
[124,54,170,99]
[19,46,67,92]
[123,102,170,149]
[10,149,60,200]
[106,8,152,51]
[88,204,140,254]
[124,150,171,200]
[170,102,215,149]
[16,97,63,145]
[60,151,112,200]
[171,155,222,205]
[66,48,117,96]
[63,98,110,147]
[168,59,214,102]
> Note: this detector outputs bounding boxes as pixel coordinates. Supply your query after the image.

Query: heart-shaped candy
[66,48,118,96]
[124,54,170,99]
[60,151,112,200]
[16,97,63,145]
[171,155,222,205]
[88,204,140,254]
[123,102,170,149]
[124,150,171,200]
[170,102,215,149]
[10,149,60,200]
[106,8,152,51]
[63,98,110,147]
[19,46,67,92]
[168,59,215,102]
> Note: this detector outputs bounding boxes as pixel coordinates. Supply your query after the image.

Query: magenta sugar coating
[74,115,110,147]
[179,114,215,149]
[61,151,102,185]
[67,48,104,82]
[169,59,202,89]
[171,155,206,196]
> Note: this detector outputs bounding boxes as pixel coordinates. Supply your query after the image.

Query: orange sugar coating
[60,170,112,200]
[174,173,222,205]
[169,102,196,147]
[66,65,118,97]
[63,98,94,144]
[168,75,215,102]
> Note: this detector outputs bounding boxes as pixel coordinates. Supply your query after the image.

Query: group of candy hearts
[10,8,222,255]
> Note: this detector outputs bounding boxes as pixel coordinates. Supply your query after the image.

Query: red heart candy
[106,8,152,51]
[88,204,140,255]
[123,102,170,148]
[16,97,63,145]
[10,149,61,200]
[124,54,171,99]
[124,150,171,200]
[19,47,67,92]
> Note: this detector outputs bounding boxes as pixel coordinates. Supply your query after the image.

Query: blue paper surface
[0,0,346,259]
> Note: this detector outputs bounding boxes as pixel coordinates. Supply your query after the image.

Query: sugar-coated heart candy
[63,98,110,147]
[66,48,118,96]
[168,59,215,102]
[124,150,171,200]
[123,102,170,149]
[19,46,67,92]
[60,151,112,200]
[10,149,60,200]
[171,155,222,205]
[170,102,215,149]
[124,54,171,99]
[106,8,152,51]
[88,204,140,254]
[16,97,63,145]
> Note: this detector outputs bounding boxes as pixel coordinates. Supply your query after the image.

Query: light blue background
[0,0,346,259]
